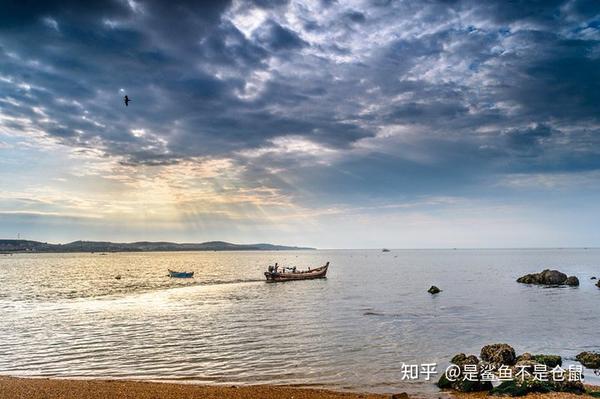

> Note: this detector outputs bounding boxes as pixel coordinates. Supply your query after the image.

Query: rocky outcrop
[576,351,600,369]
[597,280,600,288]
[481,343,517,366]
[490,377,585,396]
[427,285,441,294]
[516,353,562,368]
[451,353,479,366]
[564,276,579,286]
[516,269,578,286]
[437,352,492,392]
[438,345,579,395]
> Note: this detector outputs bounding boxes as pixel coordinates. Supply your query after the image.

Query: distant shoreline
[0,239,315,254]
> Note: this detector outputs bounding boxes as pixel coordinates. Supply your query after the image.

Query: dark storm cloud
[1,0,600,204]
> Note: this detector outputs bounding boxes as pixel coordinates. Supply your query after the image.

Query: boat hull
[264,263,328,282]
[168,270,194,278]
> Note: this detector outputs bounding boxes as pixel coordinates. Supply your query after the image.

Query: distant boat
[168,269,194,278]
[264,262,329,282]
[382,248,391,252]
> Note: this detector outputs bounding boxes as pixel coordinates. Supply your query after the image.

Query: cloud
[253,19,307,50]
[1,0,600,244]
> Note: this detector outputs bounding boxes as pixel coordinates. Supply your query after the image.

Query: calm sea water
[1,249,599,395]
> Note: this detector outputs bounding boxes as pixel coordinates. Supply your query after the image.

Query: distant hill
[0,239,315,253]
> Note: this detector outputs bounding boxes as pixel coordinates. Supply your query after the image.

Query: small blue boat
[168,269,194,278]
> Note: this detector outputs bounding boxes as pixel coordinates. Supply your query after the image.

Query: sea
[1,249,599,395]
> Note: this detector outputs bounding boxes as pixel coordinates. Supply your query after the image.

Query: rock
[428,285,441,294]
[591,276,597,280]
[436,374,453,389]
[481,343,517,366]
[437,353,492,392]
[436,373,492,393]
[597,280,600,288]
[532,354,562,368]
[452,379,493,393]
[115,275,122,280]
[513,353,561,371]
[490,372,585,396]
[391,393,409,399]
[539,269,568,284]
[490,380,546,396]
[451,353,479,366]
[516,269,576,286]
[565,276,579,286]
[576,351,600,369]
[515,352,533,362]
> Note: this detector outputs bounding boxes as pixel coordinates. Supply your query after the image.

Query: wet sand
[0,377,389,399]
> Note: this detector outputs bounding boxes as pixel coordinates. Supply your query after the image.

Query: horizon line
[1,238,598,251]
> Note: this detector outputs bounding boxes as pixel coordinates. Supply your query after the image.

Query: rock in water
[565,276,579,286]
[597,280,600,288]
[539,269,567,284]
[516,269,579,286]
[533,354,562,368]
[591,276,597,280]
[450,353,480,366]
[480,343,517,366]
[428,285,441,294]
[576,352,600,369]
[391,393,409,399]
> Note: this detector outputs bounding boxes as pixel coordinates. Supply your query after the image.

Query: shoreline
[2,376,599,399]
[0,376,390,399]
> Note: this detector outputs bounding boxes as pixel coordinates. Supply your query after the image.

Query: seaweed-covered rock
[436,371,492,392]
[437,353,492,392]
[515,353,533,362]
[533,354,562,368]
[515,353,562,368]
[452,378,493,392]
[551,378,586,394]
[517,269,571,285]
[576,352,600,369]
[451,353,479,366]
[481,343,517,366]
[436,373,453,389]
[427,285,441,294]
[490,380,550,397]
[565,276,579,286]
[490,374,584,397]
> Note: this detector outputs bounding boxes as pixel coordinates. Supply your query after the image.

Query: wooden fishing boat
[264,262,329,282]
[168,269,194,278]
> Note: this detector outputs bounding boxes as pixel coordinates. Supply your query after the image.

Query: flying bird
[124,95,131,107]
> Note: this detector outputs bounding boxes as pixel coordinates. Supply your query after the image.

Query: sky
[1,0,600,248]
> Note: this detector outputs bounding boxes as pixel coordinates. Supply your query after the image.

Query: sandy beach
[452,387,600,399]
[2,377,599,399]
[0,377,390,399]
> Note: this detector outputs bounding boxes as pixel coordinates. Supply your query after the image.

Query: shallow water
[1,249,599,395]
